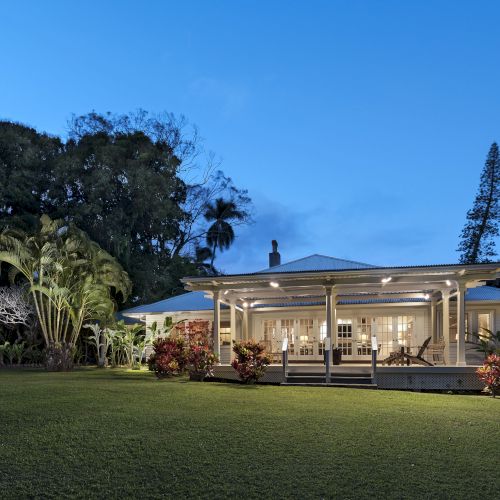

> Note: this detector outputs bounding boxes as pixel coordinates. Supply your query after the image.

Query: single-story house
[121,242,500,389]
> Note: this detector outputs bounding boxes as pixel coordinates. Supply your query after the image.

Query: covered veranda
[183,262,500,369]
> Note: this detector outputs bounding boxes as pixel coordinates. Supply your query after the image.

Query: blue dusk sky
[1,0,500,273]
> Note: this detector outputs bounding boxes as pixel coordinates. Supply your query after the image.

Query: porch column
[229,300,236,350]
[213,290,220,359]
[456,282,467,366]
[430,296,438,342]
[332,289,338,348]
[241,308,248,340]
[325,285,335,349]
[442,290,450,365]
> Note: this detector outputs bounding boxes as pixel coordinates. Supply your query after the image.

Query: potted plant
[332,347,342,365]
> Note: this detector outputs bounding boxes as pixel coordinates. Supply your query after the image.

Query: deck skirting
[212,365,484,390]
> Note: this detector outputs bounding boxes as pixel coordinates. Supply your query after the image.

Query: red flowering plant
[476,354,500,398]
[186,320,218,380]
[148,337,188,379]
[231,339,271,384]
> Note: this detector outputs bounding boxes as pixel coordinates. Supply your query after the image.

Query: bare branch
[0,286,35,326]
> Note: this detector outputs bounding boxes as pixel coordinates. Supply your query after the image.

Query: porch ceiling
[182,262,500,306]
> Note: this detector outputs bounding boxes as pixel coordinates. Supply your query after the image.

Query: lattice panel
[377,373,483,390]
[212,366,284,383]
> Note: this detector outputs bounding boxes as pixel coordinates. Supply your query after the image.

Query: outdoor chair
[426,339,446,365]
[382,337,434,366]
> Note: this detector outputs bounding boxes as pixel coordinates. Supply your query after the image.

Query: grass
[0,369,499,499]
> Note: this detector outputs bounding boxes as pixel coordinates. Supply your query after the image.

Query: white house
[122,242,500,389]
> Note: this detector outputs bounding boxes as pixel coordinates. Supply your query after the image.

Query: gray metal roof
[257,254,377,274]
[465,286,500,301]
[121,291,214,315]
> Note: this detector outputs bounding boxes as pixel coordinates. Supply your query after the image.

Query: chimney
[269,240,281,267]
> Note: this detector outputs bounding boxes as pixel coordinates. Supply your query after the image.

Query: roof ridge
[311,254,376,267]
[257,253,375,273]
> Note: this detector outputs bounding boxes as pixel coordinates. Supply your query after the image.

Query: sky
[1,0,500,273]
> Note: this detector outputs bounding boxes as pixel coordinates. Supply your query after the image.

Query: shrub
[187,342,218,379]
[231,340,271,383]
[148,337,187,378]
[476,353,500,398]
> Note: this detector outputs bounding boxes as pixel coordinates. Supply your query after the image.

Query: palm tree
[0,215,131,369]
[204,198,245,272]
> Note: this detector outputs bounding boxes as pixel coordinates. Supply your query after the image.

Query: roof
[256,254,377,274]
[121,291,214,316]
[465,286,500,301]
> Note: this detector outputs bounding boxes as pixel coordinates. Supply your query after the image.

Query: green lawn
[0,370,498,499]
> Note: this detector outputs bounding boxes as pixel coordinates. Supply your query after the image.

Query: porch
[183,260,499,388]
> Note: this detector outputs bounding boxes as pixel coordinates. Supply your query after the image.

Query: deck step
[281,382,378,389]
[285,372,375,386]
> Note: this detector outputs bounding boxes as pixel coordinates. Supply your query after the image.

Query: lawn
[0,370,498,499]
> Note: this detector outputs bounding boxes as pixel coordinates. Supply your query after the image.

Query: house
[121,242,500,389]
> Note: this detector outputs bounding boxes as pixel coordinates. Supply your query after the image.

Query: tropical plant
[204,198,246,271]
[0,215,131,370]
[187,343,218,379]
[148,337,188,378]
[85,323,111,368]
[472,328,500,357]
[476,354,500,397]
[231,340,271,384]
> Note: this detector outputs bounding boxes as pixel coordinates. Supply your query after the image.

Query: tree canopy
[458,142,500,263]
[0,111,252,304]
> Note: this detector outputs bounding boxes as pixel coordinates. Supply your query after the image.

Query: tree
[204,198,246,271]
[0,122,61,232]
[458,142,500,263]
[0,215,131,369]
[0,112,252,303]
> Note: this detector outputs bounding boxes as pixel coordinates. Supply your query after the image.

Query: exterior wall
[248,303,430,361]
[137,299,498,367]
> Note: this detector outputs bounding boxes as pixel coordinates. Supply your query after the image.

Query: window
[281,319,295,354]
[263,320,276,341]
[357,317,372,344]
[478,313,491,340]
[262,320,276,352]
[338,341,353,356]
[337,318,352,338]
[397,316,414,348]
[220,321,231,345]
[374,316,393,356]
[299,319,314,355]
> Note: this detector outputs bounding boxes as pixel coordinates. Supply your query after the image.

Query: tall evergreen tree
[457,142,500,263]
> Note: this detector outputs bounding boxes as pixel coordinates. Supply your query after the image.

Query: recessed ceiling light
[381,277,392,283]
[242,302,248,308]
[270,281,280,288]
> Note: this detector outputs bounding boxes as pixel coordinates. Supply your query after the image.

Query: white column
[229,301,236,348]
[456,283,467,366]
[325,286,333,346]
[430,296,438,342]
[442,290,450,365]
[242,308,249,340]
[332,289,338,348]
[213,290,220,359]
